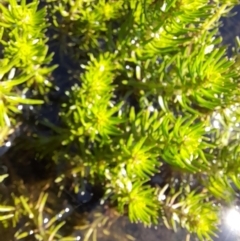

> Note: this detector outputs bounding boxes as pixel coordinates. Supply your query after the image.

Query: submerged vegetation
[1,0,240,240]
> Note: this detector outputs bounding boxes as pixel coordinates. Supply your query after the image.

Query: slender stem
[201,4,228,32]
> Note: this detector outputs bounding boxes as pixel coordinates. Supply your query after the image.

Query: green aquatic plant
[0,0,57,95]
[1,0,240,241]
[0,0,56,144]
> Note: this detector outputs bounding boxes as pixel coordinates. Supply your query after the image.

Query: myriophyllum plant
[0,0,56,144]
[1,1,240,241]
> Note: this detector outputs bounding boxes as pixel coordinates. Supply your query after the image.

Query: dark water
[220,6,240,53]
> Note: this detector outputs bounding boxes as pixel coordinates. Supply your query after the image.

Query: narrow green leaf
[0,205,15,212]
[19,196,34,219]
[0,213,14,221]
[48,221,66,241]
[0,174,8,183]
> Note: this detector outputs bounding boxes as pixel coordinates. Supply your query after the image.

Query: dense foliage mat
[1,0,240,240]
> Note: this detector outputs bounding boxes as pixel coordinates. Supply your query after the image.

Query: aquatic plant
[1,0,240,241]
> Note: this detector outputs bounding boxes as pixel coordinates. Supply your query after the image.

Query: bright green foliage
[45,0,240,240]
[158,188,220,240]
[0,0,56,95]
[50,0,240,239]
[0,0,56,143]
[61,52,124,144]
[1,0,240,241]
[51,1,239,239]
[0,58,43,128]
